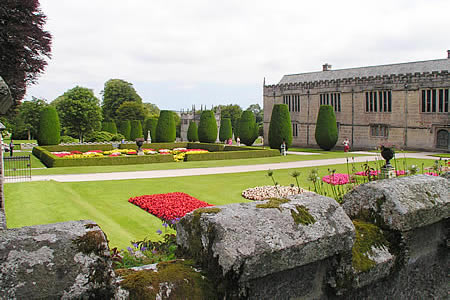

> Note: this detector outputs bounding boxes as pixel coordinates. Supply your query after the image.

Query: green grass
[3,149,46,169]
[29,151,368,175]
[5,158,438,250]
[429,153,450,158]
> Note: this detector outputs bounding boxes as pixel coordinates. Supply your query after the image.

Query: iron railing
[4,155,32,182]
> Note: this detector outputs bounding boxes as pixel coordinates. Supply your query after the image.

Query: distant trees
[187,121,198,142]
[219,118,232,142]
[116,101,146,121]
[215,104,242,136]
[38,106,60,145]
[143,103,160,118]
[268,104,292,150]
[198,110,218,143]
[54,86,102,142]
[246,104,263,124]
[155,110,176,142]
[239,111,258,146]
[101,79,142,121]
[101,121,117,134]
[12,97,47,139]
[315,105,338,150]
[130,120,143,140]
[117,120,131,140]
[0,0,52,103]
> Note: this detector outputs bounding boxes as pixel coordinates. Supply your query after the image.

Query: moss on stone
[118,260,217,299]
[290,205,316,225]
[256,198,290,210]
[352,220,389,272]
[73,230,105,256]
[193,207,221,217]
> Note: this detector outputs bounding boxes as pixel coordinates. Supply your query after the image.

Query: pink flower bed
[354,170,380,176]
[322,173,350,185]
[425,172,439,176]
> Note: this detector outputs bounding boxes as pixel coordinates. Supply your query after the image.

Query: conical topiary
[315,105,338,150]
[197,110,218,143]
[155,110,176,142]
[239,111,258,146]
[102,121,117,134]
[38,106,61,145]
[130,120,143,140]
[268,104,292,149]
[219,118,232,142]
[117,120,131,140]
[187,121,199,142]
[144,117,158,141]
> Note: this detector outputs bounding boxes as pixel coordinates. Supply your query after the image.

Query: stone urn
[380,146,394,168]
[136,138,145,155]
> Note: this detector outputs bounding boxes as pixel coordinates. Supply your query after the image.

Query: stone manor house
[263,51,450,151]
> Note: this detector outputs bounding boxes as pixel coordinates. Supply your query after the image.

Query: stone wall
[177,175,449,299]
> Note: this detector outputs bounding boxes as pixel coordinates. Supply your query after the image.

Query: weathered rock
[0,220,117,299]
[0,209,5,230]
[342,175,449,231]
[177,193,355,298]
[0,76,13,114]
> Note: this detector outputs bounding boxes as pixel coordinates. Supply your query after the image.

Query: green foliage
[185,149,279,161]
[315,105,338,151]
[239,110,258,146]
[143,103,160,118]
[144,118,158,141]
[13,97,47,140]
[101,121,117,134]
[268,104,292,149]
[172,111,181,138]
[130,120,143,140]
[219,118,232,142]
[197,110,217,143]
[187,121,198,142]
[215,104,242,134]
[37,106,61,146]
[246,103,263,124]
[60,135,78,143]
[116,101,146,121]
[155,110,176,142]
[101,79,142,121]
[234,117,240,142]
[117,120,131,140]
[55,86,102,142]
[84,131,115,142]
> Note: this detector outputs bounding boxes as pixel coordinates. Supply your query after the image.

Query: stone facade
[264,54,450,151]
[179,109,221,142]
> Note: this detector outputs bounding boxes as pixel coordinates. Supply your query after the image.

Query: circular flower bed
[242,185,304,201]
[322,173,350,185]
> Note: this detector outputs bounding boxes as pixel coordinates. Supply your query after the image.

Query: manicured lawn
[5,158,438,250]
[3,149,46,169]
[29,151,369,175]
[430,153,450,158]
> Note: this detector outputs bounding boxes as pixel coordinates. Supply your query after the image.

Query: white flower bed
[242,185,305,201]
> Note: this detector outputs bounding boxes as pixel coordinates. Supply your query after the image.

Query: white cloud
[26,0,450,109]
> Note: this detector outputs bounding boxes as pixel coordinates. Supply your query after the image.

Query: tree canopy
[101,79,142,121]
[12,97,47,139]
[116,101,146,121]
[0,0,52,104]
[143,103,160,118]
[214,104,242,133]
[55,86,102,142]
[246,104,263,124]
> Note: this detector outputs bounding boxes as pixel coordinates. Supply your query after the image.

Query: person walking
[343,138,350,152]
[9,139,14,157]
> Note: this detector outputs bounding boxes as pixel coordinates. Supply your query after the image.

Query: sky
[25,0,450,111]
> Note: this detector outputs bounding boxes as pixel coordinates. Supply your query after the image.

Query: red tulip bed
[128,192,213,221]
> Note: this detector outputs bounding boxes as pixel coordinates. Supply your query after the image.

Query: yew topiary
[38,106,61,145]
[268,104,292,149]
[130,120,143,140]
[197,110,217,143]
[219,118,232,142]
[239,111,258,146]
[144,117,158,141]
[155,110,176,142]
[187,121,198,142]
[117,120,131,140]
[315,105,338,150]
[101,121,117,134]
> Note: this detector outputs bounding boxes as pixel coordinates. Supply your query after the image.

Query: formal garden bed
[32,142,279,167]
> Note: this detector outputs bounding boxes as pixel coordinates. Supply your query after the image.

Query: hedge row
[185,148,279,161]
[36,144,114,152]
[119,142,188,151]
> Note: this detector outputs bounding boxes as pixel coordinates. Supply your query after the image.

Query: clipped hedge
[268,104,292,150]
[185,149,279,161]
[187,121,198,142]
[219,118,232,142]
[38,106,61,146]
[239,111,258,146]
[119,142,188,151]
[315,105,338,151]
[197,110,217,143]
[187,142,224,152]
[156,110,176,142]
[130,120,143,140]
[117,120,131,140]
[144,118,158,141]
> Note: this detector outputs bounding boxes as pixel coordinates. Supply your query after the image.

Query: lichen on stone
[117,260,216,299]
[193,207,221,217]
[73,230,106,256]
[351,220,389,272]
[290,205,316,225]
[256,198,290,210]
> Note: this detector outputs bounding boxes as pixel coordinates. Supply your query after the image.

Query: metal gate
[4,155,32,182]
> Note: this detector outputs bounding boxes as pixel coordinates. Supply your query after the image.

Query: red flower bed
[128,192,213,221]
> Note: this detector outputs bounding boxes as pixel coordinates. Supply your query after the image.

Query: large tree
[0,0,52,104]
[13,97,47,139]
[143,103,160,118]
[101,79,142,121]
[55,86,102,142]
[246,104,263,124]
[116,101,146,121]
[214,104,242,134]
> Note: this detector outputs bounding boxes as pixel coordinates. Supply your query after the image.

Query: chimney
[322,63,332,71]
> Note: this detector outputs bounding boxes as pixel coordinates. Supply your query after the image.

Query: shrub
[117,120,131,140]
[84,131,115,142]
[315,105,338,150]
[102,121,117,134]
[185,149,278,161]
[219,118,232,142]
[60,135,78,143]
[268,104,292,150]
[144,117,158,141]
[197,110,217,143]
[155,110,176,142]
[38,106,61,145]
[130,120,143,140]
[187,121,198,142]
[239,111,258,146]
[111,133,125,141]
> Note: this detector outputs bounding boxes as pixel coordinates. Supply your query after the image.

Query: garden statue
[379,145,396,179]
[136,138,145,156]
[147,130,151,143]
